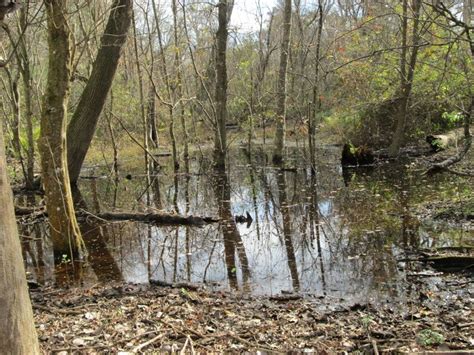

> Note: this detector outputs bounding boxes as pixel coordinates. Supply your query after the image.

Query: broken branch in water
[15,206,219,227]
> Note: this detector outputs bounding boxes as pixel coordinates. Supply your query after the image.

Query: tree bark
[151,0,179,170]
[18,5,35,189]
[172,0,189,163]
[309,0,324,173]
[273,0,292,163]
[39,0,82,264]
[214,0,231,169]
[0,128,40,354]
[67,0,133,185]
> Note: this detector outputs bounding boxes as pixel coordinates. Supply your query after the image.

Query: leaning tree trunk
[39,0,82,263]
[214,0,231,169]
[0,4,40,352]
[67,0,133,185]
[273,0,292,163]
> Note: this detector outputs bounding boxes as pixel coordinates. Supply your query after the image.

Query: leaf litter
[32,268,473,353]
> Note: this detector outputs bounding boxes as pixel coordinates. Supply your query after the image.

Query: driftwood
[15,206,218,227]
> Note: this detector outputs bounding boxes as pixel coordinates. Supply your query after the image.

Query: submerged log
[341,144,375,166]
[15,206,218,227]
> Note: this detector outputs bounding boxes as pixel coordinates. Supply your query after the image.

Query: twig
[372,339,380,355]
[228,334,275,352]
[33,304,84,315]
[132,333,164,353]
[458,322,474,329]
[179,336,189,355]
[51,345,108,352]
[158,319,212,351]
[188,336,196,355]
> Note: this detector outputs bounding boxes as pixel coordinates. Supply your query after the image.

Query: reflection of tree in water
[18,195,46,284]
[334,164,422,299]
[213,168,251,290]
[275,166,300,292]
[73,184,123,283]
[22,147,467,300]
[184,157,192,281]
[308,172,327,295]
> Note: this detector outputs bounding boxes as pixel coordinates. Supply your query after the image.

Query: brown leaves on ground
[32,276,473,353]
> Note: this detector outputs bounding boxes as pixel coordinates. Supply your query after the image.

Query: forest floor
[31,263,473,353]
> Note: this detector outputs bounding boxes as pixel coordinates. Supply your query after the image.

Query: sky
[231,0,278,32]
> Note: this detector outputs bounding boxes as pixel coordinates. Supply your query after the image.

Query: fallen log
[15,206,219,227]
[149,279,201,290]
[427,256,474,273]
[92,211,219,226]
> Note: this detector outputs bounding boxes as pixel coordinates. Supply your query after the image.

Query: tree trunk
[151,0,179,170]
[18,5,35,189]
[147,84,159,148]
[273,0,292,163]
[0,128,40,354]
[214,0,231,169]
[309,0,323,173]
[388,0,422,157]
[67,0,133,185]
[464,0,473,24]
[39,0,82,264]
[172,0,189,163]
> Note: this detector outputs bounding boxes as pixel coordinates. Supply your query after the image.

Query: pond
[20,145,473,307]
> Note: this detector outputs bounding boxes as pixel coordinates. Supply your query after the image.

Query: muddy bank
[32,267,473,353]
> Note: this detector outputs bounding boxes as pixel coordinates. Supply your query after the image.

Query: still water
[20,146,473,305]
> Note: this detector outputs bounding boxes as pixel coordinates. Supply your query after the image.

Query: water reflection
[275,165,300,292]
[213,168,251,290]
[73,185,123,283]
[21,147,473,303]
